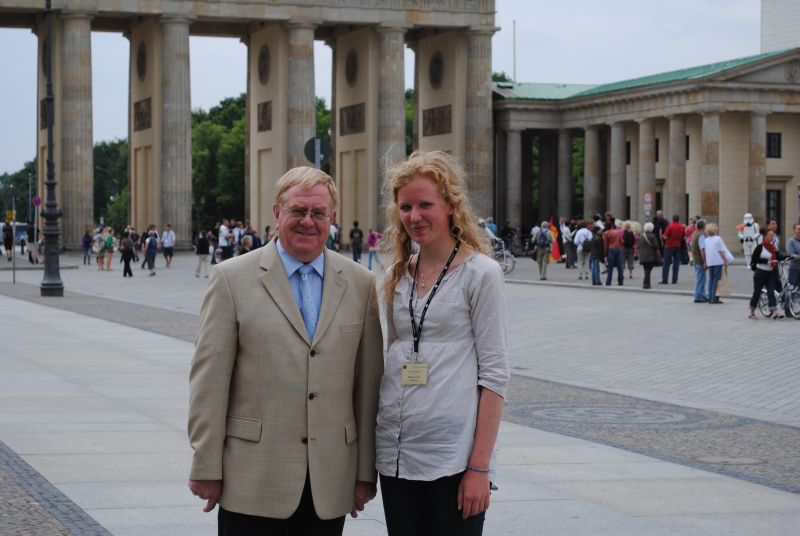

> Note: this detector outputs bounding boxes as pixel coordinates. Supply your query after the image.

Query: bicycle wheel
[787,288,800,319]
[503,253,516,275]
[758,289,772,317]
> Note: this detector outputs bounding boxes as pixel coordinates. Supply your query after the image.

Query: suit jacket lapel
[258,242,311,345]
[313,249,347,344]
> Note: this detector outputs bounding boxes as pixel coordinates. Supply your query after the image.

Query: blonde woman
[376,151,510,535]
[704,223,731,304]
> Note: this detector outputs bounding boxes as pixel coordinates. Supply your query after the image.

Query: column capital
[698,104,723,115]
[286,20,319,31]
[60,11,95,21]
[610,120,627,128]
[467,26,499,37]
[505,127,522,134]
[376,24,409,35]
[558,128,572,135]
[750,109,768,118]
[160,15,194,24]
[636,117,656,125]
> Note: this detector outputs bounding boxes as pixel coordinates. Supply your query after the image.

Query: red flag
[549,217,561,262]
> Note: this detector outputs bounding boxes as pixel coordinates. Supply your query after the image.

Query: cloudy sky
[0,0,760,175]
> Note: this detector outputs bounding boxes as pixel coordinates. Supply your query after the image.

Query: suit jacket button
[308,393,316,400]
[301,437,308,444]
[309,350,316,357]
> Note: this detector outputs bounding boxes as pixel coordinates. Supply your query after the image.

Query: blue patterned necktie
[298,264,317,340]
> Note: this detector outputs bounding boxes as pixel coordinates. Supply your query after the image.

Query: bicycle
[758,257,800,319]
[493,239,516,274]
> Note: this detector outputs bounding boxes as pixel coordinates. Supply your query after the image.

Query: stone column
[465,29,494,218]
[377,26,406,223]
[539,133,557,221]
[408,39,419,152]
[287,22,316,169]
[506,128,522,227]
[161,17,192,246]
[609,122,626,218]
[520,131,534,228]
[557,129,573,218]
[749,111,767,224]
[701,112,720,221]
[327,37,337,179]
[638,118,656,221]
[668,115,687,221]
[60,12,93,246]
[583,126,601,218]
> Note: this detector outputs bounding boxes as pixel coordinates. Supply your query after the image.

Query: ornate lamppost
[40,0,64,297]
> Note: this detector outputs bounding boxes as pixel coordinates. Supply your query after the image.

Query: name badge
[402,362,428,385]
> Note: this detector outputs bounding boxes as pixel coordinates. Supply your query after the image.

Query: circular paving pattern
[526,406,689,425]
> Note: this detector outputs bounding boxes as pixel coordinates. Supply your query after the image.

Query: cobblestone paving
[2,280,798,501]
[0,440,110,536]
[505,375,800,495]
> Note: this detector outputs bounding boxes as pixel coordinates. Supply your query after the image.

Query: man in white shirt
[160,223,177,268]
[573,221,594,280]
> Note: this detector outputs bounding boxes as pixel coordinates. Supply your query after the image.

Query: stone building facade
[494,49,800,250]
[0,0,495,246]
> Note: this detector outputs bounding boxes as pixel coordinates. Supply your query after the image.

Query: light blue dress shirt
[276,239,324,335]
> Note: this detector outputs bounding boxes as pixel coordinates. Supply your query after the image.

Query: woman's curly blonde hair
[382,151,491,304]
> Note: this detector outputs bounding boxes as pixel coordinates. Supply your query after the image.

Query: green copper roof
[493,82,597,100]
[494,49,794,101]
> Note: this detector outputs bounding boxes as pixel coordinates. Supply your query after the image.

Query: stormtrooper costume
[738,213,760,263]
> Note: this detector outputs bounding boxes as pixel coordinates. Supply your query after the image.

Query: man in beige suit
[188,166,383,535]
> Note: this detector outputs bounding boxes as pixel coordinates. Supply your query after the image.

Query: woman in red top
[660,214,686,285]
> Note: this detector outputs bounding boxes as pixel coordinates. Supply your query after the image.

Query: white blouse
[376,253,510,481]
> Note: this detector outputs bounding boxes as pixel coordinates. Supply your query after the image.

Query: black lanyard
[409,240,461,356]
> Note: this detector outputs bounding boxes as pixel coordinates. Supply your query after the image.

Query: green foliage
[94,139,128,226]
[316,97,331,173]
[106,186,129,232]
[0,159,36,223]
[492,71,513,82]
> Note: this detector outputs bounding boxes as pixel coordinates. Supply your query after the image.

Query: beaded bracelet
[466,465,490,473]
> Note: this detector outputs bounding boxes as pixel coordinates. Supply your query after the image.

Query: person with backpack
[143,229,159,276]
[349,220,364,263]
[120,231,135,277]
[622,222,637,280]
[103,227,117,271]
[92,228,106,271]
[534,220,553,280]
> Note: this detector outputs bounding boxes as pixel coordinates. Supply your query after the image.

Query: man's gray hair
[273,166,338,210]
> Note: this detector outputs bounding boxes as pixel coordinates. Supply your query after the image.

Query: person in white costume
[738,213,760,266]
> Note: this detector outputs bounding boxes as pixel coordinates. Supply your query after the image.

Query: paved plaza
[0,250,798,535]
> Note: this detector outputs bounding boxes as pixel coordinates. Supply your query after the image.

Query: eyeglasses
[279,205,333,223]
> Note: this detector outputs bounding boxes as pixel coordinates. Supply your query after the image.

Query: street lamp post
[40,0,64,297]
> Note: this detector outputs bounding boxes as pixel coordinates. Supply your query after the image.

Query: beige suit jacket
[188,241,383,519]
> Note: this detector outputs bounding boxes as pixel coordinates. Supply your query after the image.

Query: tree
[0,159,36,223]
[492,71,513,82]
[316,97,332,173]
[94,139,128,226]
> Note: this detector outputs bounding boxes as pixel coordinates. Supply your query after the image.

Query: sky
[0,0,761,175]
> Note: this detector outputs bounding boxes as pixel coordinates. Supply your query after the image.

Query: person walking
[104,227,117,271]
[704,223,731,304]
[376,151,508,536]
[787,222,800,290]
[690,219,708,302]
[603,220,624,286]
[161,223,176,268]
[589,225,604,285]
[574,221,593,280]
[120,231,135,277]
[637,222,660,289]
[534,221,553,280]
[622,222,636,279]
[366,228,383,271]
[660,214,686,284]
[349,221,364,263]
[81,228,93,265]
[143,230,158,276]
[3,223,13,261]
[195,230,210,278]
